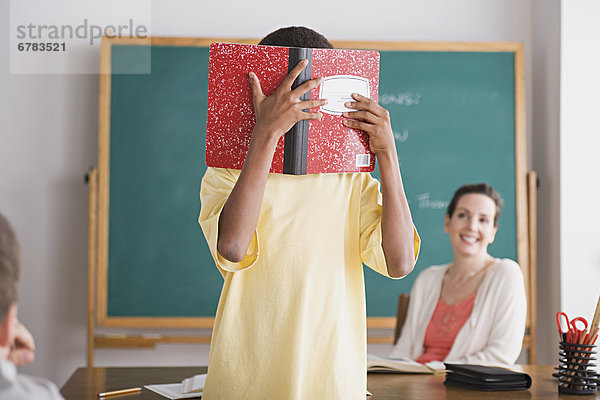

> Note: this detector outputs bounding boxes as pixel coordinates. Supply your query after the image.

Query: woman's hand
[342,93,396,155]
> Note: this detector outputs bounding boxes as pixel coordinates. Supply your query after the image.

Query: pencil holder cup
[558,341,597,395]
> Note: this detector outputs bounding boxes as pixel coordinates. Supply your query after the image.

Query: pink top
[416,292,477,364]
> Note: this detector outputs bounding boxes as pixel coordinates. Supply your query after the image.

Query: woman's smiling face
[444,193,498,258]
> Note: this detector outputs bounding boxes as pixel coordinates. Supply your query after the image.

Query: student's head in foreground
[445,183,504,257]
[259,26,333,49]
[0,212,20,355]
[0,212,19,323]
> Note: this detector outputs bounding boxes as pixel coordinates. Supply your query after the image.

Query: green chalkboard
[96,38,527,328]
[366,50,520,317]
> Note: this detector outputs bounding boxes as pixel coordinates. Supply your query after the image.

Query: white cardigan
[390,258,527,366]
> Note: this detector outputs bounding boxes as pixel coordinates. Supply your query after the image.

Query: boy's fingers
[299,98,328,110]
[343,110,377,124]
[281,59,309,90]
[299,110,323,120]
[347,93,385,117]
[351,92,368,101]
[249,72,264,101]
[342,118,369,131]
[291,76,323,98]
[8,348,35,366]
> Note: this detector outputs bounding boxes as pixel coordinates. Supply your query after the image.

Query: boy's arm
[217,60,327,262]
[343,93,416,278]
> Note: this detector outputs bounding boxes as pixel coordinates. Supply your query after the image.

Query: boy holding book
[199,26,419,399]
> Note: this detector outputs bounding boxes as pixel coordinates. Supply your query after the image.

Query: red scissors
[556,312,572,341]
[556,311,588,343]
[570,316,588,343]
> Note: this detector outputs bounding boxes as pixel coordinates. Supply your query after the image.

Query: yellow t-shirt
[199,167,420,399]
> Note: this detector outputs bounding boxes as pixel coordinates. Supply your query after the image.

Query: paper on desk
[181,373,207,394]
[144,383,202,399]
[145,373,206,399]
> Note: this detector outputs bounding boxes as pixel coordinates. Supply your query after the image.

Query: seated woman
[390,183,526,366]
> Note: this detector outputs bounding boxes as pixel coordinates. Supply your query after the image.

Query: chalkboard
[96,38,527,328]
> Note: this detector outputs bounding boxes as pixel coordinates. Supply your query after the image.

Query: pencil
[97,387,142,397]
[590,295,600,333]
[586,327,598,345]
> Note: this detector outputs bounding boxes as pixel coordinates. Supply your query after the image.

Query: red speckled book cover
[206,42,379,174]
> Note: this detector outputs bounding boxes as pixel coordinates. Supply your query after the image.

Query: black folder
[444,363,532,391]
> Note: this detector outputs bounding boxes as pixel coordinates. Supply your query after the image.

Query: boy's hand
[249,59,327,142]
[8,320,35,366]
[342,93,396,154]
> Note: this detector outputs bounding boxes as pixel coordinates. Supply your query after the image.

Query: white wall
[2,0,567,387]
[560,0,600,325]
[532,0,561,364]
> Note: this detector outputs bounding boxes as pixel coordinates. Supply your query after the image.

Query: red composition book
[206,42,380,174]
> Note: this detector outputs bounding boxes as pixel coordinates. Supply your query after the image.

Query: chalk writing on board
[394,129,409,142]
[379,92,421,106]
[416,193,449,210]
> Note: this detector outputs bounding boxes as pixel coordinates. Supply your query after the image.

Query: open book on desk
[367,354,446,374]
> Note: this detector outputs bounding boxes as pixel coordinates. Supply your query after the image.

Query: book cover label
[319,75,370,115]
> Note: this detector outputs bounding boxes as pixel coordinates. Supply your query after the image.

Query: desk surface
[61,365,598,400]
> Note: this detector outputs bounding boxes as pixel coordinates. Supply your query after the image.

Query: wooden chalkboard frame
[91,37,531,360]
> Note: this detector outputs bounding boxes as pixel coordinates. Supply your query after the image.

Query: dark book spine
[283,47,312,175]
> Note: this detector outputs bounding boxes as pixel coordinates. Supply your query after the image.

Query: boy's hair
[446,183,504,226]
[259,26,333,49]
[0,212,20,321]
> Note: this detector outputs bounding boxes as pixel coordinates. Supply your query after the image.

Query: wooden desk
[61,365,598,399]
